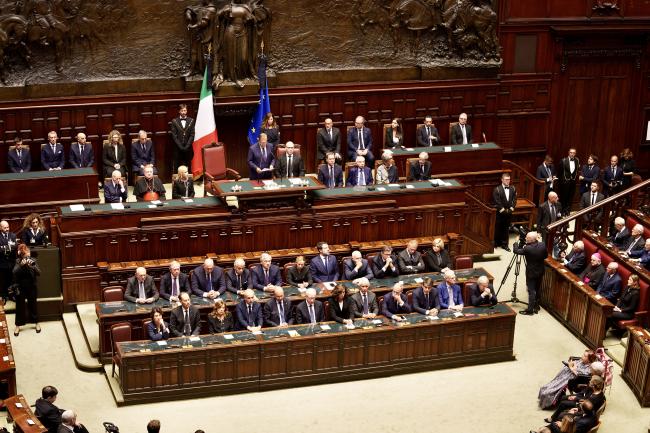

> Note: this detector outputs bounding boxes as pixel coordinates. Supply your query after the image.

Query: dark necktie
[262,146,266,161]
[550,205,556,221]
[426,127,431,145]
[79,145,84,166]
[171,278,177,297]
[591,193,596,206]
[309,304,316,324]
[329,166,334,188]
[425,292,430,307]
[328,129,332,139]
[207,272,212,291]
[184,309,190,335]
[362,294,368,315]
[237,274,242,289]
[287,156,292,177]
[51,144,56,154]
[248,305,254,326]
[264,269,269,285]
[17,150,21,160]
[358,130,364,150]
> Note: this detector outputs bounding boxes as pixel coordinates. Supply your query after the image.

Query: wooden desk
[114,304,515,404]
[0,306,16,398]
[622,326,650,406]
[4,395,46,433]
[540,258,614,348]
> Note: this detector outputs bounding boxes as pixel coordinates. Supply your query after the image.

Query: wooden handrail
[503,159,545,205]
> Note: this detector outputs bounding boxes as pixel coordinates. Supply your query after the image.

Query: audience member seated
[191,258,226,298]
[596,262,622,304]
[296,288,324,324]
[470,275,498,307]
[59,410,89,433]
[607,216,630,249]
[134,164,166,201]
[567,361,604,394]
[252,252,282,293]
[450,112,472,144]
[124,266,159,304]
[347,115,374,166]
[235,289,263,331]
[411,277,440,316]
[225,257,250,295]
[68,133,94,169]
[104,170,128,203]
[346,155,373,186]
[605,274,640,332]
[409,152,432,181]
[343,250,374,280]
[382,281,411,321]
[537,349,597,409]
[397,239,425,275]
[171,165,195,199]
[147,419,161,433]
[622,223,645,256]
[8,136,31,173]
[561,241,586,275]
[247,132,275,180]
[384,118,403,149]
[548,375,605,424]
[159,260,191,302]
[416,115,440,147]
[329,284,354,324]
[371,245,399,278]
[437,270,464,311]
[318,152,344,188]
[375,151,398,184]
[629,238,650,270]
[286,255,312,288]
[21,213,48,246]
[102,129,127,178]
[208,298,234,334]
[531,413,575,433]
[34,385,64,433]
[147,307,169,341]
[350,277,378,319]
[131,130,157,176]
[310,241,339,282]
[422,238,452,273]
[42,131,65,171]
[263,287,293,327]
[578,253,605,290]
[169,292,200,337]
[274,141,305,178]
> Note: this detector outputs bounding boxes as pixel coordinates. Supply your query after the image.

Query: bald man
[347,115,374,166]
[263,287,294,327]
[191,259,226,298]
[69,132,94,168]
[537,191,562,242]
[513,231,548,315]
[469,275,497,307]
[124,267,159,303]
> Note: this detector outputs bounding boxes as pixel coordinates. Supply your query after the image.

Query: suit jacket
[564,250,586,275]
[263,297,294,327]
[537,200,563,235]
[190,265,226,296]
[409,160,432,181]
[384,127,403,149]
[225,268,250,294]
[347,126,374,162]
[382,292,411,318]
[422,249,452,273]
[7,147,31,173]
[251,264,282,290]
[579,264,605,289]
[370,254,400,278]
[159,272,191,300]
[559,157,580,182]
[416,125,440,147]
[493,184,517,211]
[616,287,640,316]
[0,232,17,269]
[596,272,622,303]
[316,127,341,161]
[329,296,355,323]
[309,254,339,282]
[170,116,195,151]
[603,164,624,189]
[630,248,650,267]
[274,154,305,178]
[536,163,555,189]
[169,305,201,336]
[260,127,280,146]
[133,177,166,201]
[513,241,548,279]
[295,300,324,324]
[247,144,275,180]
[469,283,497,306]
[69,142,94,168]
[346,166,373,186]
[172,178,195,199]
[131,139,156,173]
[437,282,464,309]
[412,286,441,313]
[318,163,344,188]
[343,258,374,280]
[102,144,127,178]
[124,275,159,302]
[579,191,604,221]
[103,180,128,203]
[147,321,169,341]
[235,300,263,330]
[286,265,313,286]
[397,249,425,274]
[579,164,600,193]
[350,291,379,317]
[41,143,65,170]
[624,236,645,255]
[608,227,630,249]
[34,398,62,433]
[21,228,47,246]
[450,123,472,144]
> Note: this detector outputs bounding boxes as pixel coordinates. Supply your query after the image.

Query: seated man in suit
[469,275,498,307]
[602,154,624,196]
[450,112,472,144]
[317,152,343,188]
[8,136,31,173]
[159,260,191,302]
[316,118,341,163]
[343,250,374,280]
[622,224,645,256]
[131,130,157,176]
[409,152,432,181]
[629,238,650,270]
[608,217,630,249]
[124,267,159,304]
[41,131,65,170]
[411,277,440,316]
[382,281,411,321]
[579,253,605,290]
[172,165,195,199]
[34,385,64,433]
[263,287,294,328]
[68,132,94,169]
[537,191,562,242]
[397,239,425,275]
[346,155,373,187]
[437,270,464,311]
[104,169,128,203]
[370,245,399,278]
[416,115,440,147]
[252,252,282,293]
[579,181,604,224]
[235,289,263,331]
[310,241,339,282]
[350,277,378,319]
[347,115,374,166]
[561,240,586,275]
[191,258,226,299]
[169,292,201,337]
[296,288,324,324]
[596,262,622,304]
[134,164,166,201]
[225,257,250,295]
[274,141,305,178]
[286,255,313,289]
[247,132,275,180]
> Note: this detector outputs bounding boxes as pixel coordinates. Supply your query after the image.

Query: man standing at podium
[248,133,275,180]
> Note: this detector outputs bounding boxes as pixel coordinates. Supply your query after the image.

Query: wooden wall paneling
[502,0,548,20]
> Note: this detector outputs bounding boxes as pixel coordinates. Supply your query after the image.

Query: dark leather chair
[282,262,295,284]
[614,279,649,330]
[276,143,301,158]
[454,255,473,270]
[323,300,330,321]
[202,142,241,196]
[110,322,132,377]
[407,290,413,306]
[102,286,124,302]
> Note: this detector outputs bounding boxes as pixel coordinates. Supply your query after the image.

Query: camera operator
[513,231,548,316]
[13,244,41,336]
[0,220,17,304]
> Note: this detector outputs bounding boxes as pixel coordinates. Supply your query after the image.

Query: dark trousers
[0,267,11,299]
[173,147,193,173]
[606,310,634,330]
[15,285,38,326]
[494,211,512,247]
[526,275,542,311]
[559,181,576,212]
[551,397,579,421]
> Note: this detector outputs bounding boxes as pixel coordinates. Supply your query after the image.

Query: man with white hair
[131,130,156,176]
[608,217,630,249]
[563,240,586,275]
[382,282,411,321]
[437,270,464,311]
[252,253,282,293]
[343,250,373,280]
[346,155,373,186]
[225,257,250,295]
[513,231,548,315]
[274,140,304,178]
[537,191,562,242]
[623,224,645,256]
[59,410,88,433]
[469,275,497,307]
[159,260,191,301]
[629,238,650,271]
[450,112,472,144]
[347,115,374,166]
[295,288,324,324]
[124,267,159,304]
[409,151,431,181]
[103,169,128,203]
[191,258,225,298]
[596,262,622,304]
[133,164,166,201]
[235,289,263,331]
[350,277,378,318]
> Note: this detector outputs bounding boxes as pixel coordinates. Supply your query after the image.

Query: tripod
[495,249,528,306]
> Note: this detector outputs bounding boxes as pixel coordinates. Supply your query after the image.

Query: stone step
[76,303,100,356]
[61,312,102,372]
[102,364,125,407]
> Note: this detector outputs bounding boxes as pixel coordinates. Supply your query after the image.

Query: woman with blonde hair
[102,129,126,178]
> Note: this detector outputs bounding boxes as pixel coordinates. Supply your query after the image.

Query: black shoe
[544,418,552,423]
[503,246,511,252]
[534,307,540,314]
[519,310,534,315]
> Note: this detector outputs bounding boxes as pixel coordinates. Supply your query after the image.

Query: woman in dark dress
[13,244,41,336]
[286,256,312,289]
[606,274,640,330]
[329,284,354,324]
[260,112,280,146]
[208,298,234,333]
[423,238,453,273]
[620,148,636,188]
[20,213,48,246]
[147,307,170,341]
[171,165,195,199]
[384,118,403,149]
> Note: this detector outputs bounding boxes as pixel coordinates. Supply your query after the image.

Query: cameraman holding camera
[513,231,548,316]
[13,244,41,336]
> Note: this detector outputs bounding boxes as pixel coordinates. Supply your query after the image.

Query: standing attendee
[13,244,41,336]
[346,155,373,186]
[103,170,128,203]
[21,213,48,246]
[41,131,65,171]
[437,270,464,311]
[286,256,312,288]
[411,277,440,315]
[317,152,344,188]
[558,148,580,212]
[397,239,425,274]
[34,386,63,433]
[537,191,562,243]
[147,307,169,341]
[225,257,250,295]
[493,173,517,250]
[7,136,31,173]
[235,289,263,331]
[408,152,432,181]
[169,292,201,337]
[375,151,398,184]
[68,133,94,169]
[251,252,282,293]
[370,245,399,279]
[469,275,498,307]
[170,104,195,172]
[602,154,624,197]
[450,112,472,144]
[309,241,339,282]
[384,118,403,149]
[350,277,378,319]
[131,130,157,176]
[260,112,280,146]
[124,267,159,304]
[513,231,548,315]
[0,220,17,303]
[263,287,293,327]
[247,133,275,180]
[316,118,341,163]
[171,165,195,199]
[579,181,604,226]
[347,115,374,166]
[159,260,191,302]
[274,141,304,178]
[536,155,557,200]
[102,130,126,178]
[208,298,234,333]
[620,148,636,189]
[578,154,600,195]
[417,115,440,147]
[133,165,166,201]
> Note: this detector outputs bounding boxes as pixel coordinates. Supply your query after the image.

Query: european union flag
[247,54,270,145]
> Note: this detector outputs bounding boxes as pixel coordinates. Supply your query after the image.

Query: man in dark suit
[630,238,650,270]
[295,288,324,324]
[131,130,157,176]
[133,165,166,201]
[450,112,472,144]
[608,217,630,249]
[382,282,411,320]
[286,255,312,288]
[346,155,373,186]
[580,253,606,290]
[170,104,195,172]
[159,260,191,302]
[347,115,374,166]
[225,257,250,295]
[371,245,399,278]
[469,275,498,307]
[8,136,31,173]
[169,292,201,336]
[562,240,586,275]
[68,133,94,169]
[596,262,622,304]
[343,250,374,280]
[103,170,128,203]
[0,220,17,301]
[309,241,339,282]
[602,154,624,197]
[558,148,580,211]
[317,152,343,188]
[247,133,275,180]
[41,131,65,170]
[513,231,548,315]
[316,118,341,163]
[34,385,64,433]
[535,155,556,200]
[416,115,440,147]
[235,289,263,331]
[437,270,464,310]
[412,277,440,315]
[493,173,517,250]
[274,141,305,178]
[102,131,127,178]
[579,181,605,225]
[409,152,432,181]
[124,267,159,303]
[537,191,562,243]
[622,224,645,256]
[263,287,294,327]
[251,252,282,293]
[578,154,600,194]
[350,277,379,318]
[397,239,425,274]
[191,259,226,299]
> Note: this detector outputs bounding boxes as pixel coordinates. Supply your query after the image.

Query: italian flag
[191,66,219,177]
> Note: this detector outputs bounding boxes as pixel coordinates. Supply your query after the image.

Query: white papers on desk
[387,183,400,187]
[147,205,157,209]
[2,356,8,362]
[444,146,452,152]
[150,200,162,205]
[376,187,386,191]
[252,330,263,335]
[453,312,464,318]
[26,420,35,426]
[183,198,194,203]
[224,334,234,340]
[413,277,424,283]
[287,330,300,337]
[0,338,5,344]
[405,184,414,189]
[69,204,85,212]
[577,281,584,286]
[14,402,22,408]
[594,294,603,300]
[430,178,451,187]
[289,178,303,186]
[427,315,440,320]
[472,143,479,148]
[319,324,331,330]
[323,282,336,290]
[189,336,201,342]
[405,148,414,151]
[110,203,124,210]
[372,319,383,325]
[156,340,167,346]
[345,323,356,330]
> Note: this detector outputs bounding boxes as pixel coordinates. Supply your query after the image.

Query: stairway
[61,303,102,371]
